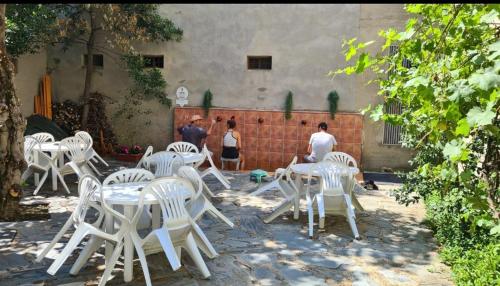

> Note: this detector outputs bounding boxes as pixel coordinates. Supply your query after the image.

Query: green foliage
[440,244,500,286]
[202,89,213,118]
[114,54,169,124]
[332,4,500,285]
[5,4,65,57]
[327,91,339,119]
[285,91,293,120]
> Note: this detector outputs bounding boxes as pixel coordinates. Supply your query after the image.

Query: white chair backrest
[60,136,89,162]
[277,156,298,181]
[74,175,101,225]
[322,152,357,168]
[138,177,194,227]
[147,151,185,177]
[103,168,155,186]
[167,142,199,153]
[136,145,154,169]
[317,164,346,196]
[177,166,203,200]
[32,132,55,143]
[75,131,93,149]
[24,136,40,164]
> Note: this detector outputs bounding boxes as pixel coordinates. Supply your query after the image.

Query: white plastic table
[177,152,206,165]
[33,142,68,191]
[290,162,364,212]
[102,180,193,282]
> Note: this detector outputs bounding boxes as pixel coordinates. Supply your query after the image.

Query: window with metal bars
[247,56,272,70]
[83,54,104,68]
[143,55,164,68]
[382,45,410,145]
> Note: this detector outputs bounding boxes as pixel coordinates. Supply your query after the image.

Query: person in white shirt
[304,122,337,163]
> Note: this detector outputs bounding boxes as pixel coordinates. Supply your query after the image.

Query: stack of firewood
[86,92,118,154]
[52,92,118,154]
[52,100,81,135]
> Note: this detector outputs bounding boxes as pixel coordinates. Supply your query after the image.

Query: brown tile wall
[174,107,363,171]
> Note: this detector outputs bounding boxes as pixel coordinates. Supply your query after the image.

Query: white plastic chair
[103,168,155,186]
[199,144,231,189]
[250,156,297,197]
[45,175,127,286]
[220,157,240,171]
[22,136,70,195]
[322,152,364,211]
[308,163,360,239]
[101,178,218,285]
[32,132,55,143]
[136,145,154,169]
[178,166,234,228]
[35,175,105,265]
[166,141,199,153]
[251,157,301,223]
[75,131,108,176]
[145,151,185,177]
[58,136,96,179]
[322,151,358,168]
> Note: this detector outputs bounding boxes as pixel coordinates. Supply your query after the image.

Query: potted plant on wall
[113,144,144,162]
[284,91,293,120]
[328,90,339,119]
[202,89,213,118]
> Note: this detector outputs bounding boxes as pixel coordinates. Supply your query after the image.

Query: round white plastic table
[291,162,359,176]
[32,142,69,191]
[290,162,363,215]
[101,181,193,282]
[177,152,206,165]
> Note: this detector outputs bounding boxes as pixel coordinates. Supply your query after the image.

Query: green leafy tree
[54,4,182,129]
[332,4,499,284]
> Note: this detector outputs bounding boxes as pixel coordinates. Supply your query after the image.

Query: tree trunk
[0,4,27,220]
[80,9,96,130]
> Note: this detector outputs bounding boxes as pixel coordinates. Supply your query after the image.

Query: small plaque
[176,86,189,107]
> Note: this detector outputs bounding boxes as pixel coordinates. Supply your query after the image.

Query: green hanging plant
[202,89,213,117]
[328,90,339,119]
[284,91,293,120]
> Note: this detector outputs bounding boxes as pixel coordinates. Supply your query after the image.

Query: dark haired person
[221,118,245,169]
[304,122,337,163]
[177,114,216,151]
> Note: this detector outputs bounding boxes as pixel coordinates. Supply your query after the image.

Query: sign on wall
[175,86,189,107]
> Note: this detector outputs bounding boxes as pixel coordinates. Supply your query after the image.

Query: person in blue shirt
[177,114,216,151]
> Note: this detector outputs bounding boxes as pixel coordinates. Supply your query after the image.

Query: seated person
[221,118,245,169]
[304,122,337,163]
[177,114,216,152]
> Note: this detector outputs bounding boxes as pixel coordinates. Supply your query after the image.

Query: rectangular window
[382,45,405,145]
[83,54,104,68]
[247,56,272,70]
[143,55,164,68]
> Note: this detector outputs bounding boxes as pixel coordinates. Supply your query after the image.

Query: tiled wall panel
[174,107,363,171]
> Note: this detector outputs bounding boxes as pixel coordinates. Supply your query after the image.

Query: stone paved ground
[0,158,453,286]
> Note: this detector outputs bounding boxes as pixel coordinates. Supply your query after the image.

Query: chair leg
[263,200,293,224]
[152,229,181,270]
[184,233,211,278]
[202,181,215,198]
[249,181,276,196]
[98,240,124,286]
[316,195,325,229]
[344,195,360,239]
[95,153,109,166]
[208,204,234,228]
[306,194,314,238]
[33,170,49,195]
[21,168,33,182]
[130,233,152,286]
[175,246,182,261]
[36,216,73,263]
[47,226,89,276]
[190,223,218,259]
[70,236,104,275]
[235,160,240,171]
[55,169,71,194]
[88,160,103,177]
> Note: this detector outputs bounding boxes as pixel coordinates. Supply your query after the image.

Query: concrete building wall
[13,50,47,117]
[45,4,414,170]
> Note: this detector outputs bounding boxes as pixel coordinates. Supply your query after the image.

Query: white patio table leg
[51,151,60,191]
[293,174,303,220]
[152,205,161,229]
[124,205,135,282]
[104,207,115,265]
[34,151,40,186]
